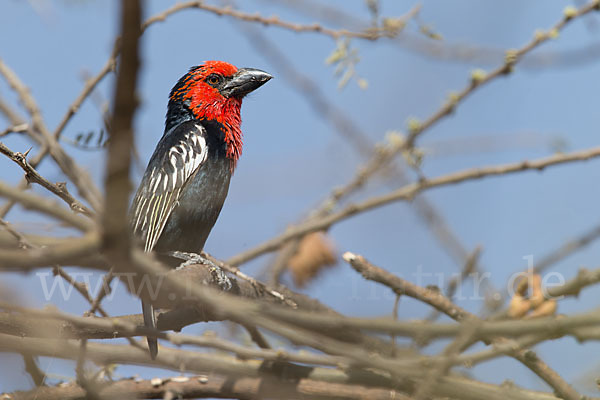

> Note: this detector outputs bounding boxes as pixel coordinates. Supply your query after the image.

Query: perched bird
[130,61,272,358]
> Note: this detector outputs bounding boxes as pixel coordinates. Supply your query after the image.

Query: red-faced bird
[130,61,272,358]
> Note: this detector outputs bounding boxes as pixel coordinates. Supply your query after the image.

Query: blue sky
[1,0,600,395]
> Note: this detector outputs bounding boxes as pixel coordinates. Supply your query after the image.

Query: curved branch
[229,146,600,265]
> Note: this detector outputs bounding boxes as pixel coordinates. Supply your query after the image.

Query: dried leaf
[508,294,531,319]
[527,299,557,318]
[289,232,337,287]
[529,274,545,308]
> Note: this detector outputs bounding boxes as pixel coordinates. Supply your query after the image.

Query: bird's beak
[221,68,272,98]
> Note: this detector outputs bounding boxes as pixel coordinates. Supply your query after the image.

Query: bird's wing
[131,121,209,252]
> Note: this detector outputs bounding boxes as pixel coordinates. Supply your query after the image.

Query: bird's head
[167,61,272,165]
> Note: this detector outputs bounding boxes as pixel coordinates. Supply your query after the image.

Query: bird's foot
[168,251,232,292]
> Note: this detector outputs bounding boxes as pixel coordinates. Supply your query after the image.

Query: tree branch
[0,58,102,211]
[342,252,582,400]
[0,141,93,216]
[0,181,93,232]
[229,146,600,265]
[4,374,412,400]
[0,332,564,400]
[102,0,141,269]
[144,1,420,41]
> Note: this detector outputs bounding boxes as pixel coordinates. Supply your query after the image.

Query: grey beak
[221,68,272,98]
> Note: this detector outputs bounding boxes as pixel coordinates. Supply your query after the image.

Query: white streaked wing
[131,124,208,252]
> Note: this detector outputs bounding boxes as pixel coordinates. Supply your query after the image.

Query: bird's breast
[155,156,232,254]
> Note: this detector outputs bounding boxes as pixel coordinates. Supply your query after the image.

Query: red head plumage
[167,61,272,169]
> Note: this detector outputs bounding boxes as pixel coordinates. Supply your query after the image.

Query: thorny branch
[0,141,93,216]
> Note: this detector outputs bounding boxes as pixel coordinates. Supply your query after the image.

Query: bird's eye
[206,74,222,86]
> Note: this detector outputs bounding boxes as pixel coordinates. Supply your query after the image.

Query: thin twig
[405,0,600,148]
[236,18,482,288]
[229,146,600,265]
[425,246,483,322]
[343,252,582,400]
[0,58,102,211]
[0,217,33,249]
[0,141,93,216]
[0,1,213,220]
[0,181,94,232]
[52,45,119,141]
[0,123,28,137]
[228,0,600,268]
[21,354,46,387]
[484,222,600,316]
[85,269,114,317]
[143,0,421,40]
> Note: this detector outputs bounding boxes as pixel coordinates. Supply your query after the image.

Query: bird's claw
[168,251,232,292]
[209,264,233,292]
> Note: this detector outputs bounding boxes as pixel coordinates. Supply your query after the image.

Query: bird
[130,61,272,359]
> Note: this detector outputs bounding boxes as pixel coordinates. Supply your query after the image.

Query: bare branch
[0,217,33,249]
[0,2,598,399]
[0,332,565,400]
[0,181,93,232]
[267,0,600,70]
[85,269,114,316]
[52,45,118,141]
[342,252,582,400]
[0,58,102,211]
[405,0,600,147]
[144,1,420,41]
[228,0,600,272]
[0,141,93,216]
[20,354,46,388]
[257,266,600,342]
[236,20,481,287]
[5,374,412,400]
[229,146,600,265]
[0,232,99,270]
[102,0,141,268]
[0,123,28,137]
[0,303,348,369]
[485,222,600,316]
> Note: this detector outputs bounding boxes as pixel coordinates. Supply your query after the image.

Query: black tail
[142,300,158,359]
